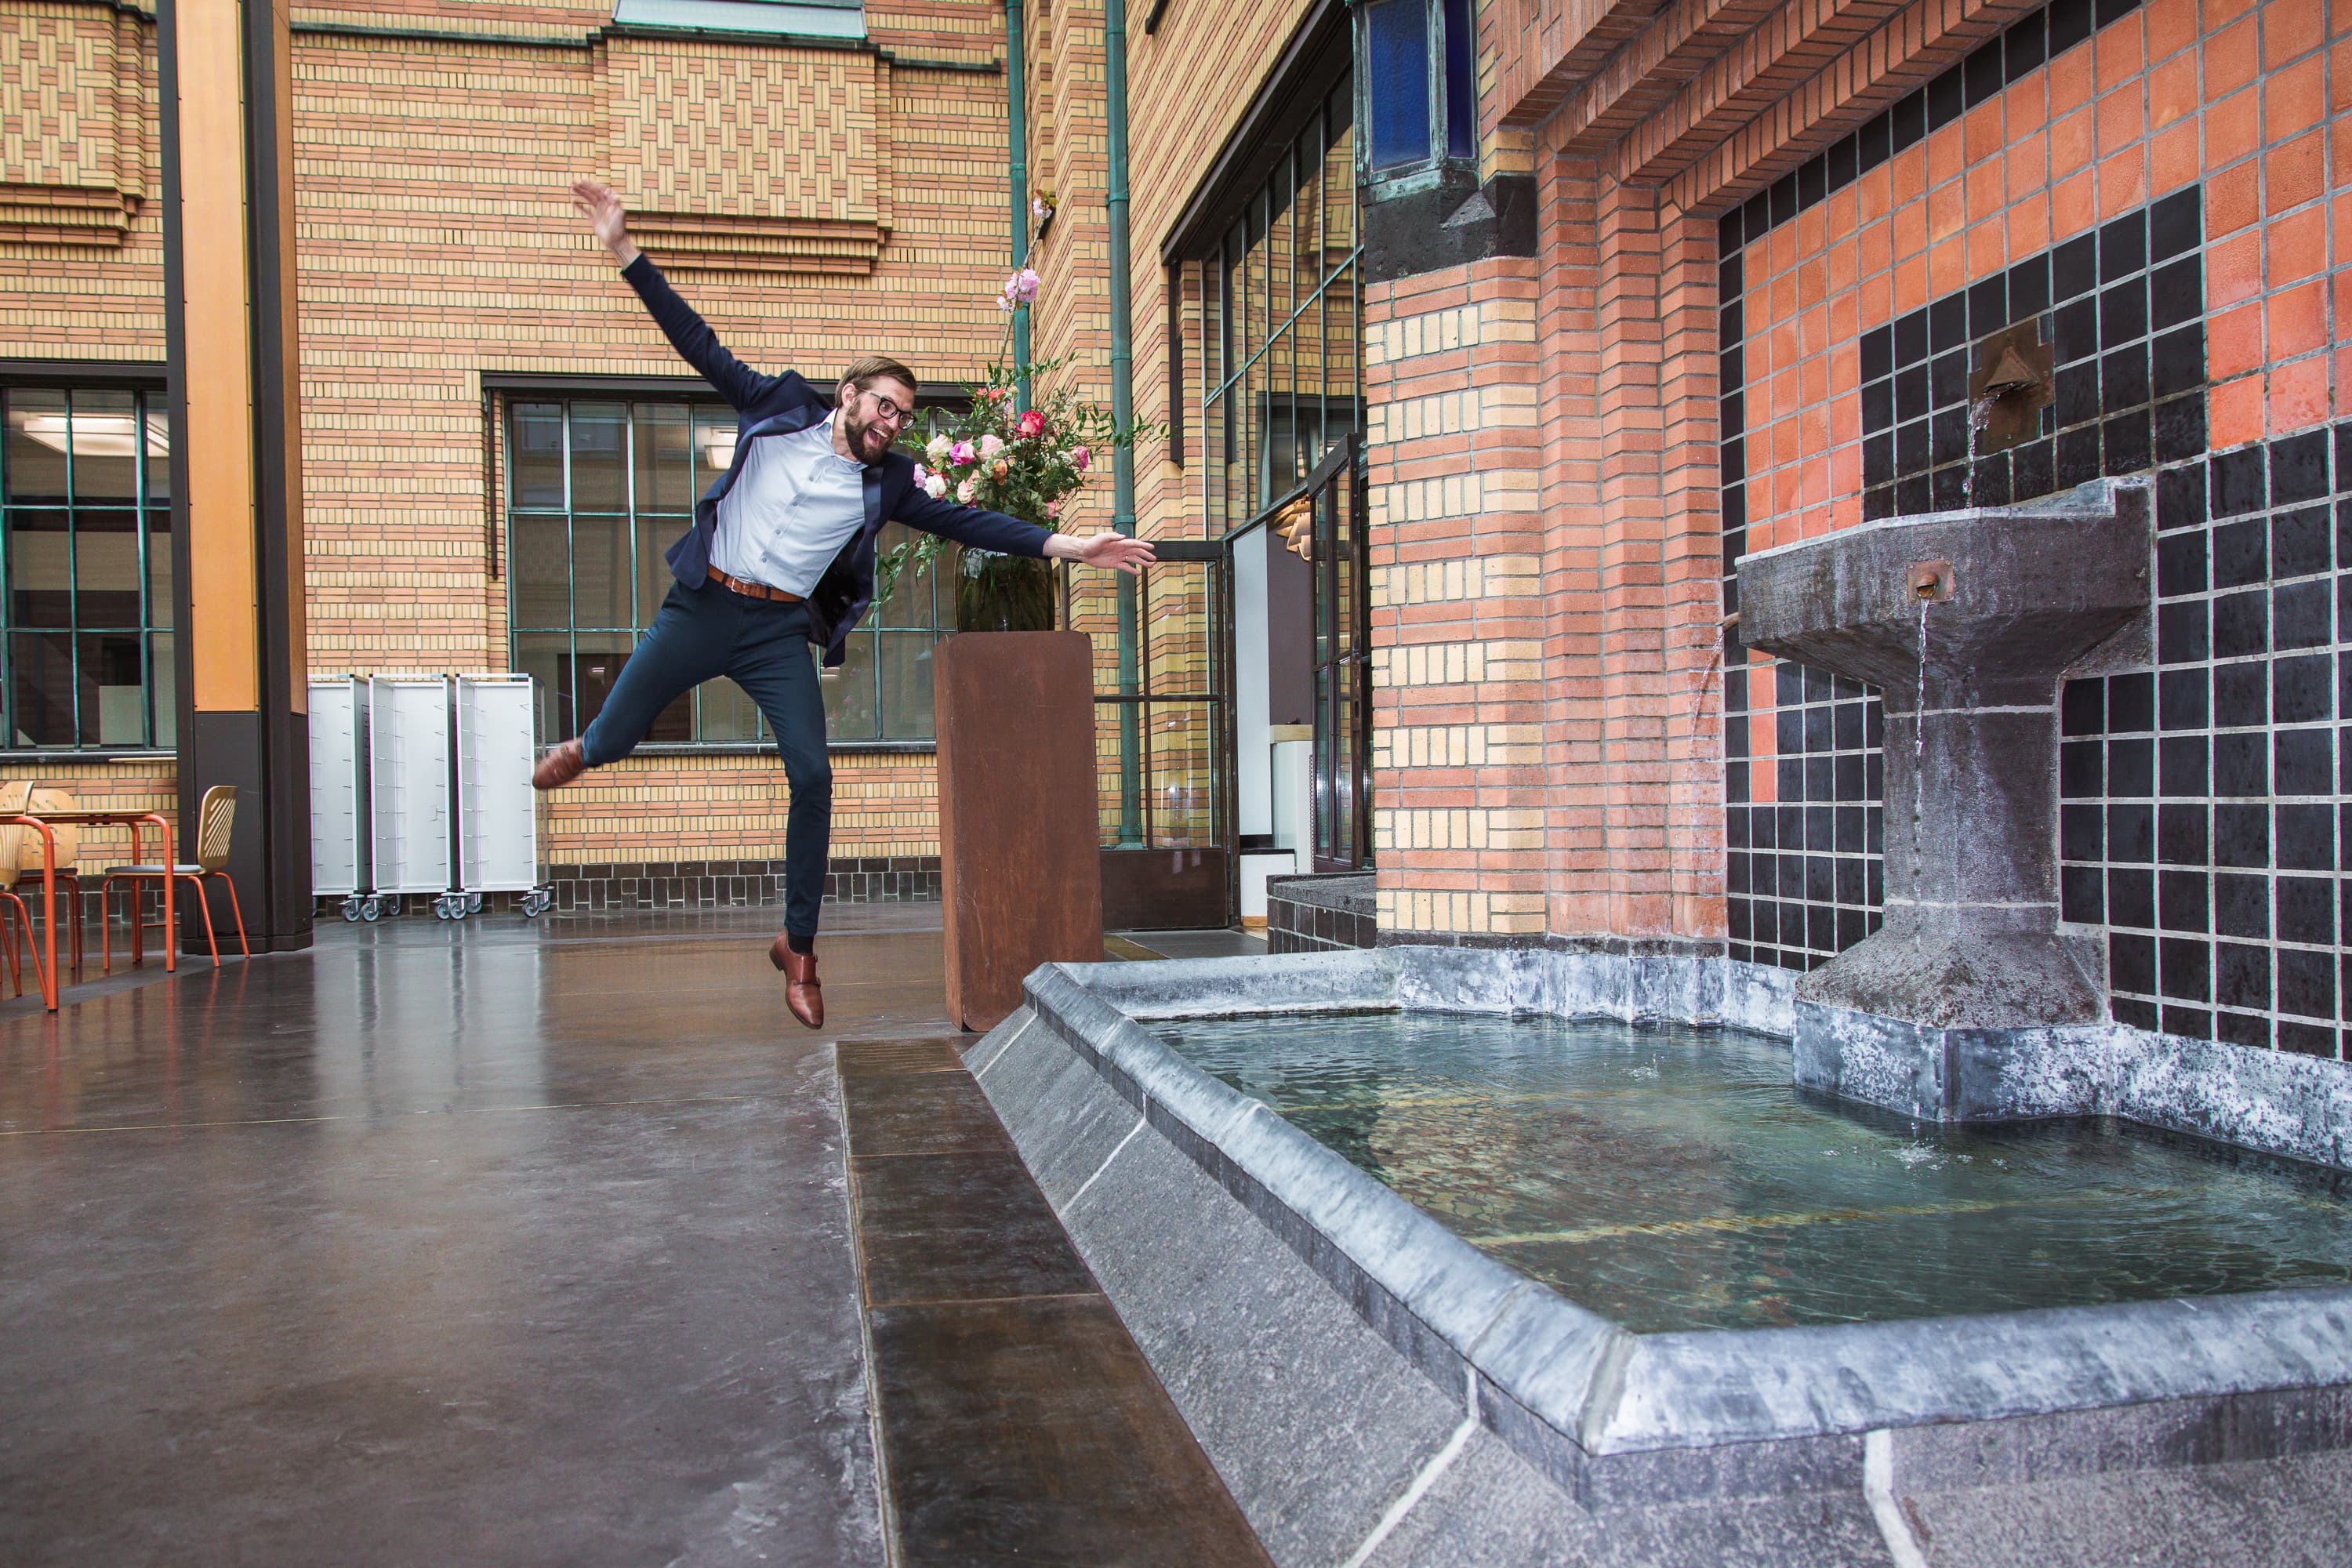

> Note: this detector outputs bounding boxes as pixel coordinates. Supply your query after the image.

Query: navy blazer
[620,254,1054,667]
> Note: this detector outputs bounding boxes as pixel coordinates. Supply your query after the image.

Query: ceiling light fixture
[12,412,169,459]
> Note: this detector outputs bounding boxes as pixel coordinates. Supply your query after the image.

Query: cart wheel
[466,892,485,915]
[452,898,470,920]
[341,895,362,923]
[360,896,382,922]
[387,895,402,917]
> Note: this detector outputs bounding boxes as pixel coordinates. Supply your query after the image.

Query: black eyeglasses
[861,390,912,426]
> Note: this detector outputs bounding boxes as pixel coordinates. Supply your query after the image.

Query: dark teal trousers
[580,579,831,939]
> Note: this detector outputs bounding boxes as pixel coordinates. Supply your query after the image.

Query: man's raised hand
[569,179,641,268]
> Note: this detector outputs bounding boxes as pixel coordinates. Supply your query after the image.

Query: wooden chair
[0,781,49,999]
[18,786,85,976]
[103,785,249,967]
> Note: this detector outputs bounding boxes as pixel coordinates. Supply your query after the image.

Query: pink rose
[1069,445,1090,471]
[978,434,1004,459]
[1015,409,1047,440]
[912,463,929,484]
[1044,499,1062,520]
[949,440,975,466]
[956,477,976,503]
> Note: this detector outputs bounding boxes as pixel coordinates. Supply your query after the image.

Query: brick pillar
[1365,260,1548,942]
[1539,165,1722,946]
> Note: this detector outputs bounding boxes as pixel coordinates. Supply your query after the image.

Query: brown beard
[840,412,891,464]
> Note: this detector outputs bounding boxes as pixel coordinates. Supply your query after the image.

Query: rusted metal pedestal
[935,631,1103,1031]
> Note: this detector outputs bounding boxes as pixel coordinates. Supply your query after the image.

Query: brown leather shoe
[770,936,824,1029]
[532,737,586,791]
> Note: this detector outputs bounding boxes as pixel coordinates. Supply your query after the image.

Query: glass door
[1070,543,1231,929]
[1308,441,1370,869]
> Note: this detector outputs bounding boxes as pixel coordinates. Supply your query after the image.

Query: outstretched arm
[895,485,1156,574]
[569,178,778,412]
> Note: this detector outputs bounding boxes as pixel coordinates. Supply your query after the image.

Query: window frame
[0,370,176,758]
[498,386,962,755]
[1355,0,1475,198]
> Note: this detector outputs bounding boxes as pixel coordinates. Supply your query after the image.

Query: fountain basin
[1737,481,2153,1118]
[966,946,2352,1559]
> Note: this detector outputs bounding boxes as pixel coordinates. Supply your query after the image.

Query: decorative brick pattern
[546,853,941,913]
[0,2,150,247]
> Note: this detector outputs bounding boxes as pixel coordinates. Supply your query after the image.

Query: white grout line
[1339,1414,1479,1568]
[1062,1113,1146,1211]
[1864,1429,1931,1568]
[968,1011,1034,1080]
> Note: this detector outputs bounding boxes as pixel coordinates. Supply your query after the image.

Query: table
[9,809,177,1012]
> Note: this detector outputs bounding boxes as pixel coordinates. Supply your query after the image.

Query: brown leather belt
[707,567,804,604]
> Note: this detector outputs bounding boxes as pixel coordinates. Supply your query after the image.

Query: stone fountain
[1736,479,2152,1121]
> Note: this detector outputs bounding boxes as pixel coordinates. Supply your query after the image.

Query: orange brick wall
[1735,0,2336,554]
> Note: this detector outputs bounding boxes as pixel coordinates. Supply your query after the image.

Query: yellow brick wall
[1,0,1028,870]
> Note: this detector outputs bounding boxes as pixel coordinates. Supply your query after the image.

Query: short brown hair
[841,354,917,396]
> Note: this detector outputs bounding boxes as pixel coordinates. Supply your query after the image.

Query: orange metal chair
[0,781,51,999]
[103,785,249,966]
[18,786,85,976]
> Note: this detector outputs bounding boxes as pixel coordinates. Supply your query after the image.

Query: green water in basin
[1151,1012,2352,1334]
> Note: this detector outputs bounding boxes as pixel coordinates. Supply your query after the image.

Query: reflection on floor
[1109,927,1268,962]
[839,1036,1269,1566]
[0,905,1258,1566]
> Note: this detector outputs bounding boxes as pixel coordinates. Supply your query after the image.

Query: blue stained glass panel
[1365,0,1430,172]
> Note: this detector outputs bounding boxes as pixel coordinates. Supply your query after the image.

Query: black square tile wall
[1853,189,2201,521]
[1713,0,2150,980]
[1720,658,1887,974]
[1857,188,2204,521]
[2059,430,2350,1062]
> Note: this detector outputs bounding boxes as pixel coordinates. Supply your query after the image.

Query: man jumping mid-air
[543,179,1155,1029]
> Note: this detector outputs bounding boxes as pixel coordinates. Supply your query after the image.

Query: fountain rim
[1007,944,2352,1470]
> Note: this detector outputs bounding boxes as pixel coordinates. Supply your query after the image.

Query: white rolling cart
[308,675,379,920]
[367,674,454,920]
[453,673,550,917]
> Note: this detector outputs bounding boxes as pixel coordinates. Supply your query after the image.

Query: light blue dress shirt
[709,412,869,596]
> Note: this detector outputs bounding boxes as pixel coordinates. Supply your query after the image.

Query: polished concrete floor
[0,906,994,1564]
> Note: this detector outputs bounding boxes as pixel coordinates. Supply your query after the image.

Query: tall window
[504,397,952,748]
[0,385,174,750]
[1200,85,1363,538]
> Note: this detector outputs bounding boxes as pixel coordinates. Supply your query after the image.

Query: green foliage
[874,340,1158,608]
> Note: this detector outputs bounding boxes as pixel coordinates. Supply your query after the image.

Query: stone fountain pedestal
[1737,481,2151,1121]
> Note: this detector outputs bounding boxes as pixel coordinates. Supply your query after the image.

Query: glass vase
[954,551,1057,633]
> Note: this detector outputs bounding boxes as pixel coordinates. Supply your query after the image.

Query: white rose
[925,434,951,463]
[924,474,948,499]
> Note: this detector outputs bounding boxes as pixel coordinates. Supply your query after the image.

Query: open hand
[569,179,640,267]
[1065,531,1156,575]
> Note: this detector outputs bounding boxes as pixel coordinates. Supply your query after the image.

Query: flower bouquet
[878,268,1154,633]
